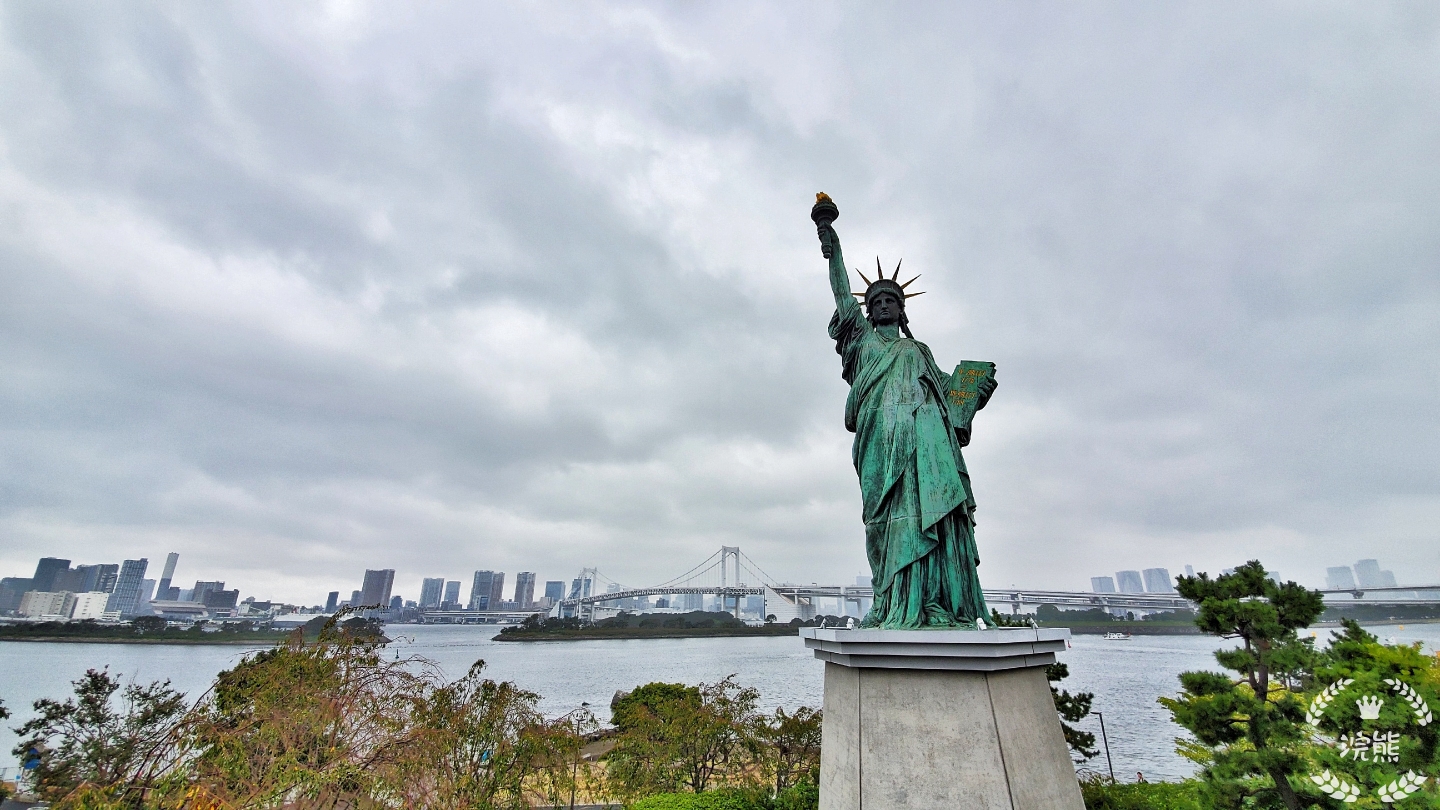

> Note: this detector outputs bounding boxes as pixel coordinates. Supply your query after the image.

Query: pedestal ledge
[801,626,1070,671]
[806,627,1083,809]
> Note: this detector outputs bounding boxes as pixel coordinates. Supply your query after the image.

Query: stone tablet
[947,360,996,432]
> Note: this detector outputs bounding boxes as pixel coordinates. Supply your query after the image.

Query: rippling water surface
[3,623,1437,782]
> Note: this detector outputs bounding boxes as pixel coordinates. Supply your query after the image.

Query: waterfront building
[0,577,33,613]
[443,580,461,605]
[389,595,403,611]
[1184,565,1194,577]
[1142,568,1174,593]
[202,589,239,609]
[1354,559,1385,589]
[192,581,226,604]
[106,559,149,616]
[1090,576,1116,593]
[1381,570,1398,588]
[514,572,536,609]
[156,553,180,601]
[32,558,71,593]
[19,591,75,619]
[1326,566,1356,589]
[1114,570,1144,594]
[325,591,339,612]
[419,578,444,608]
[469,570,505,611]
[544,581,564,603]
[359,569,395,608]
[70,591,111,620]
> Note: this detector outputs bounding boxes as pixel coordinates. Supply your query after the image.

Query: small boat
[1103,632,1133,640]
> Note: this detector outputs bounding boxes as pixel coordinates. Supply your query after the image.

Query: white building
[18,590,75,619]
[70,591,113,620]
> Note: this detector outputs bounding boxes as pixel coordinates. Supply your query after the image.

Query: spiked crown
[854,257,924,307]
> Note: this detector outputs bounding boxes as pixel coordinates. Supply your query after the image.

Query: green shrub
[1080,779,1205,810]
[627,786,770,810]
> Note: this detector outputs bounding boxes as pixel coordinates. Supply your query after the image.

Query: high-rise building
[359,569,395,608]
[1115,570,1144,594]
[52,567,88,593]
[202,589,238,609]
[32,558,71,593]
[78,563,119,593]
[1326,566,1356,590]
[389,595,403,611]
[469,570,507,611]
[0,578,34,613]
[137,579,156,611]
[325,591,339,612]
[192,581,226,604]
[420,578,445,609]
[1353,559,1385,589]
[489,573,506,610]
[1142,568,1174,594]
[514,572,536,609]
[350,590,362,606]
[1091,576,1117,593]
[1381,570,1398,588]
[156,553,180,601]
[443,581,461,605]
[106,559,148,616]
[1184,565,1195,578]
[544,581,565,603]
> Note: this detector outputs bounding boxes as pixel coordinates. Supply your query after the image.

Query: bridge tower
[720,546,741,615]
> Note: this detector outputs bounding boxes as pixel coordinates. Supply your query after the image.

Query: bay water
[2,623,1437,783]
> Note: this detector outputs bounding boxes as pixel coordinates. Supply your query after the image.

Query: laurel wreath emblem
[1307,678,1354,727]
[1384,678,1433,726]
[1311,769,1361,802]
[1377,770,1428,803]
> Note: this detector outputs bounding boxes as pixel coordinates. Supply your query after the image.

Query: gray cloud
[1,2,1438,603]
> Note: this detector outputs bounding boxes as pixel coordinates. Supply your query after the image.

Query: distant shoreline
[494,625,802,642]
[0,635,286,645]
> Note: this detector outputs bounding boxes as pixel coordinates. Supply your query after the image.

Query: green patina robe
[828,257,989,629]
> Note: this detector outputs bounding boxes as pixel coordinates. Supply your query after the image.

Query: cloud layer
[2,3,1438,603]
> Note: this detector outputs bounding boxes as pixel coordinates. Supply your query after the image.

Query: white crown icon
[1356,695,1384,721]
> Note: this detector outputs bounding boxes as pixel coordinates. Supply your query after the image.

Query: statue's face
[868,291,902,326]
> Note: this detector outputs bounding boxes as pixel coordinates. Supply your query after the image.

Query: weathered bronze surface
[813,193,996,629]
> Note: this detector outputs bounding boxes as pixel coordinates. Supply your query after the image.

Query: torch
[811,192,839,258]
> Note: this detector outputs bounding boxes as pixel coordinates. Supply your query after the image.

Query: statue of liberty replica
[812,193,997,630]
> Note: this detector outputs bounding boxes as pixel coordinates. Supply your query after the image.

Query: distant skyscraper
[1142,568,1174,593]
[51,567,87,593]
[1381,570,1398,588]
[192,581,226,604]
[1325,567,1356,590]
[76,563,119,593]
[156,553,180,601]
[1115,570,1144,594]
[514,572,536,609]
[489,572,506,610]
[1184,565,1195,578]
[544,581,565,603]
[359,569,395,608]
[106,559,149,616]
[443,581,461,605]
[389,595,403,611]
[0,578,33,613]
[1353,559,1384,589]
[1091,576,1117,593]
[420,578,445,609]
[138,579,156,610]
[470,571,494,610]
[325,591,339,612]
[32,558,71,593]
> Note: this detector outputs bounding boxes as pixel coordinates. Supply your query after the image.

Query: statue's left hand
[978,376,997,398]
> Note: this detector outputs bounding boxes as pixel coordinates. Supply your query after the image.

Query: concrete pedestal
[801,627,1084,810]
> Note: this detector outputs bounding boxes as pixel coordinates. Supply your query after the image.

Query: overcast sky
[1,2,1437,605]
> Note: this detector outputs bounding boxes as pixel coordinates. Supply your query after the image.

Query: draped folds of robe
[829,296,989,629]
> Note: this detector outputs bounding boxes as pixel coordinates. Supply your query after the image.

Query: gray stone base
[802,628,1083,810]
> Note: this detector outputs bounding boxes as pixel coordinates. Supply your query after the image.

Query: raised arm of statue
[818,223,859,316]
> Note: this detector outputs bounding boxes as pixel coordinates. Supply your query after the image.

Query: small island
[494,611,816,641]
[0,615,388,645]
